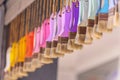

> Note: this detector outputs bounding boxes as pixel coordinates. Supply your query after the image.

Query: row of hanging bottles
[4,0,120,80]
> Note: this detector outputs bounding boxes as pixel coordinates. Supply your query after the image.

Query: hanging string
[60,0,63,14]
[9,23,13,46]
[10,20,14,44]
[49,0,54,16]
[17,15,21,42]
[13,17,16,42]
[20,14,23,39]
[46,0,49,18]
[57,0,60,12]
[9,18,16,45]
[29,3,34,32]
[64,0,66,7]
[11,20,15,44]
[30,2,34,31]
[68,0,71,6]
[32,1,37,30]
[39,0,44,25]
[34,0,38,28]
[56,0,60,12]
[35,0,39,27]
[37,0,41,25]
[25,5,31,34]
[44,0,47,20]
[13,17,18,43]
[41,0,47,22]
[11,20,15,43]
[20,10,26,37]
[52,0,56,15]
[60,0,62,10]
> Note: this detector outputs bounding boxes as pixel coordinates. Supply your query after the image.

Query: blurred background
[58,27,120,80]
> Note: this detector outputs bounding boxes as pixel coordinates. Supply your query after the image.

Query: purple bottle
[67,0,83,51]
[54,11,63,40]
[59,5,72,44]
[46,14,55,42]
[69,1,79,39]
[61,6,72,37]
[52,11,63,50]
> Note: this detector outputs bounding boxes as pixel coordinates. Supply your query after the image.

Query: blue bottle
[97,0,109,33]
[100,0,109,13]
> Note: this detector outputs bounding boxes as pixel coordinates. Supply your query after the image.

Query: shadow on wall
[77,58,119,80]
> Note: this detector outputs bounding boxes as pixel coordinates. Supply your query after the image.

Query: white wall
[77,59,118,80]
[57,27,120,80]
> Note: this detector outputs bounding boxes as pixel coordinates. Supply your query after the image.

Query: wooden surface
[5,0,35,25]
